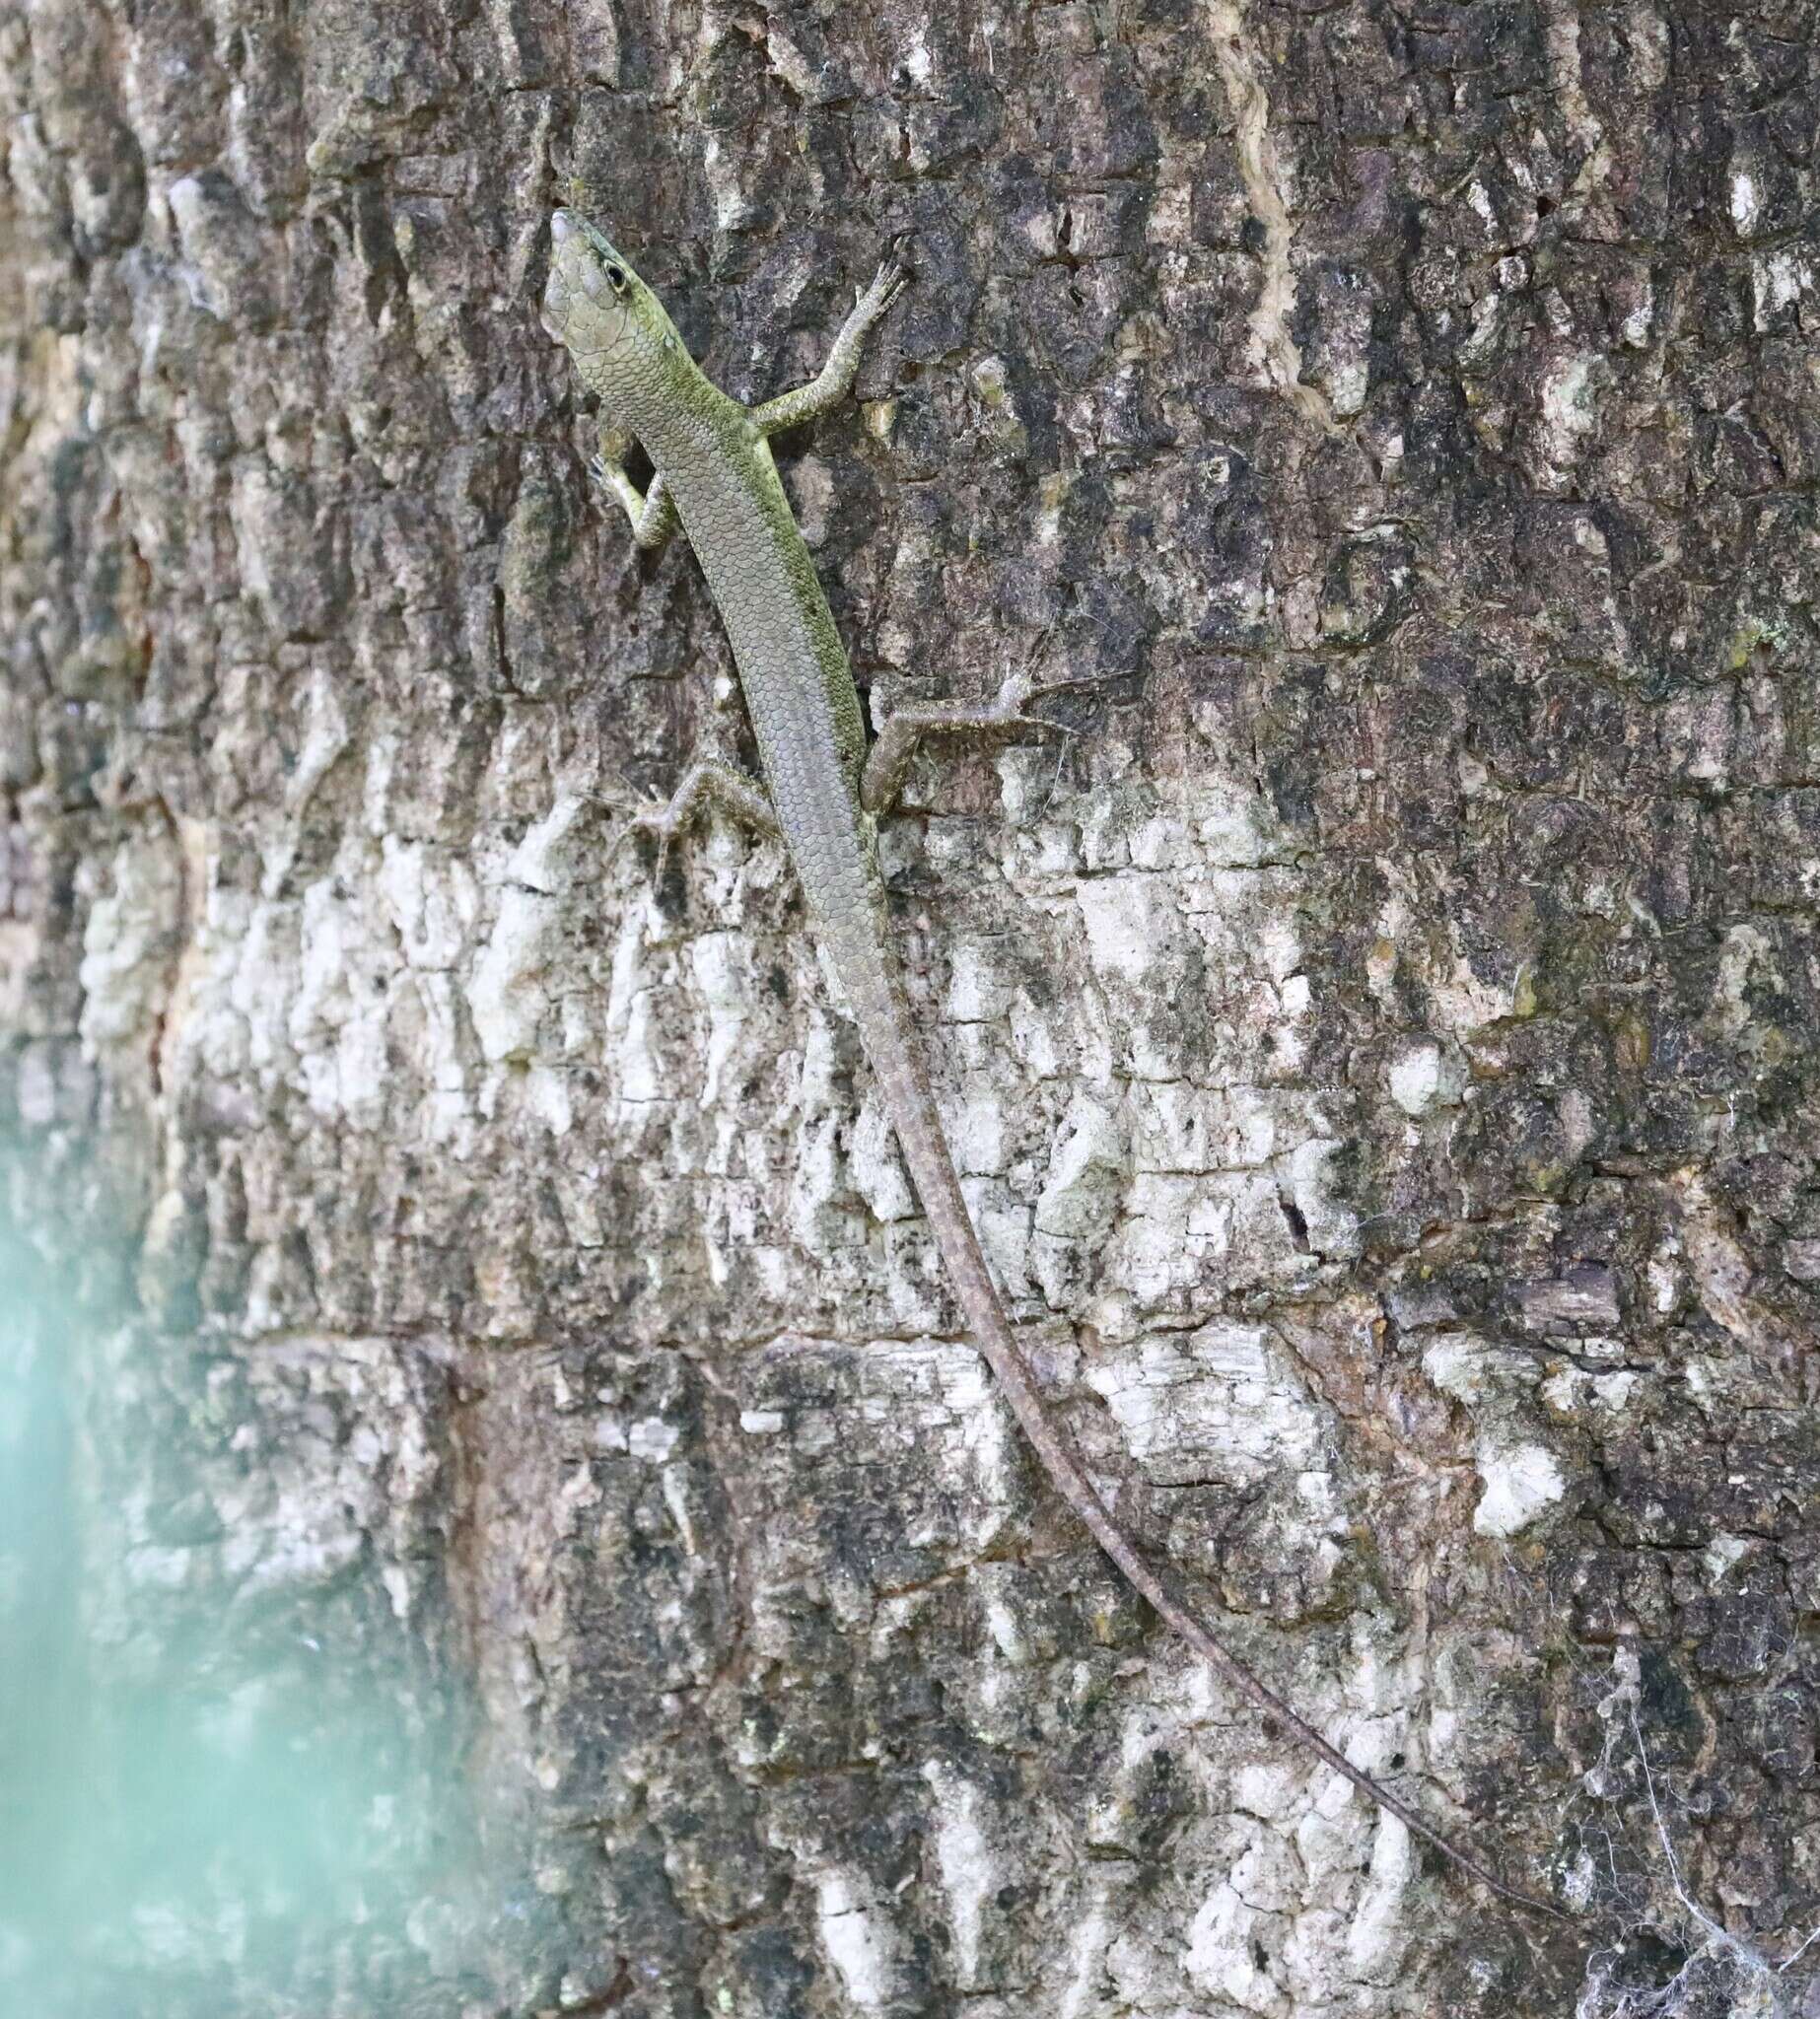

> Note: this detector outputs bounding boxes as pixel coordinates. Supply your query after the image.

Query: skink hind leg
[861,669,1074,815]
[590,426,679,551]
[608,756,779,880]
[752,245,908,439]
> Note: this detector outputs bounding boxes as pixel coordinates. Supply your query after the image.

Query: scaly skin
[541,208,1563,1922]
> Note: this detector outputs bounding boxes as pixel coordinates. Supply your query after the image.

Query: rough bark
[3,0,1818,2013]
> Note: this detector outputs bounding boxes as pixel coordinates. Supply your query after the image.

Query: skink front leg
[609,755,779,880]
[590,425,679,551]
[751,247,908,440]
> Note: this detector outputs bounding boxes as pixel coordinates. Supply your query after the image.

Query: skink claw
[602,788,675,875]
[863,240,911,319]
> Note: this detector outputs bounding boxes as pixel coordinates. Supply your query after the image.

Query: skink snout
[550,209,617,305]
[541,214,578,340]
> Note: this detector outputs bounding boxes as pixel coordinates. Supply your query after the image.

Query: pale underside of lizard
[538,205,1564,1924]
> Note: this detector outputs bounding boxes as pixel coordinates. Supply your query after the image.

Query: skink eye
[606,265,626,291]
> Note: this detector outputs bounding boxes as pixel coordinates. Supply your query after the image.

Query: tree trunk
[4,0,1817,2012]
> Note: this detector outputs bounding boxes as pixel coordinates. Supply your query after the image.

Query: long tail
[839,950,1564,1922]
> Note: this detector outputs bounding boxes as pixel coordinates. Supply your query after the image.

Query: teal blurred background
[0,1206,491,2014]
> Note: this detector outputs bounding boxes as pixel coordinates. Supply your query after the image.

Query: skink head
[542,210,687,415]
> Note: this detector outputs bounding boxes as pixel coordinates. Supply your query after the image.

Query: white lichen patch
[812,1871,903,2012]
[468,802,589,1070]
[1340,1809,1414,1980]
[1203,0,1343,435]
[626,1416,679,1462]
[766,1338,1020,1566]
[1283,1133,1360,1259]
[226,462,302,633]
[1424,936,1527,1030]
[687,929,758,1110]
[1541,1365,1638,1423]
[210,1337,445,1602]
[1129,1079,1279,1172]
[288,873,397,1123]
[921,1760,1001,1988]
[376,836,480,970]
[1099,1168,1274,1306]
[1034,1092,1126,1240]
[699,132,754,233]
[78,834,182,1061]
[1545,0,1603,152]
[1472,1440,1566,1537]
[1536,349,1605,482]
[1386,1040,1443,1116]
[1075,871,1171,984]
[1753,248,1812,330]
[848,1086,918,1223]
[1182,1861,1292,2014]
[599,892,670,1102]
[1419,1335,1568,1536]
[1063,790,1314,1093]
[1703,1532,1752,1585]
[1084,1321,1324,1488]
[938,1352,1016,1546]
[1177,776,1276,870]
[782,453,835,547]
[1056,1885,1121,2019]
